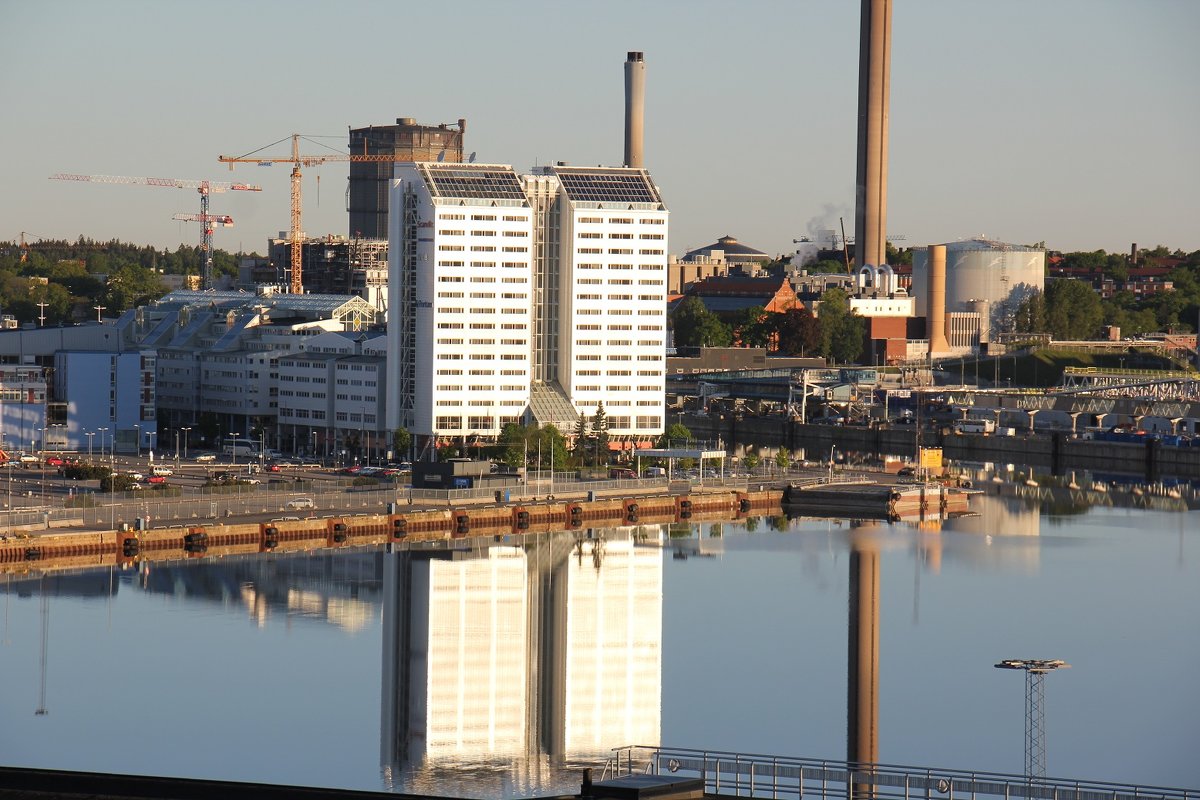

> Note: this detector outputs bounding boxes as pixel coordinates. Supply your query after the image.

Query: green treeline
[0,237,252,325]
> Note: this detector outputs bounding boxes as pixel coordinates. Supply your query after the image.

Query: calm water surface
[1,493,1196,796]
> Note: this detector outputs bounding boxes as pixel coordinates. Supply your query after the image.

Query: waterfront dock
[782,479,971,520]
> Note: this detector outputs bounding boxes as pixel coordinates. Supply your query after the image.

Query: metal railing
[604,746,1195,800]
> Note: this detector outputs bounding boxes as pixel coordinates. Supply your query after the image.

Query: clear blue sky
[2,0,1197,259]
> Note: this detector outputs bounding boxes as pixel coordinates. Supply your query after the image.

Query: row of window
[577,217,664,225]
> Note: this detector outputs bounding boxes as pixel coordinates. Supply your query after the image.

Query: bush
[100,474,138,493]
[62,463,113,481]
[351,476,380,487]
[64,494,98,508]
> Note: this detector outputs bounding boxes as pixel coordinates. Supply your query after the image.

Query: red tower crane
[49,174,262,289]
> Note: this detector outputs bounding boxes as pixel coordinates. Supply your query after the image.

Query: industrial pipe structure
[624,51,646,168]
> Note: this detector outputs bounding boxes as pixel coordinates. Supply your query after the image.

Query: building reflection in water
[380,526,663,797]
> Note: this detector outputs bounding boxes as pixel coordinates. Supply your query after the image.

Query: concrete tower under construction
[854,0,892,270]
[347,118,466,239]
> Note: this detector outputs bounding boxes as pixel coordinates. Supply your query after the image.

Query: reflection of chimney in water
[847,531,880,773]
[624,51,645,168]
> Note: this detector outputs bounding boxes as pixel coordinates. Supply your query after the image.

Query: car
[298,462,321,470]
[44,456,65,467]
[194,453,217,463]
[265,463,282,472]
[127,472,145,482]
[18,453,39,464]
[897,466,917,477]
[286,497,314,510]
[236,477,261,485]
[127,482,143,490]
[147,475,168,484]
[151,466,173,477]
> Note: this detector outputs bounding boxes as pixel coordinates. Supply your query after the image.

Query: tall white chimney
[624,51,645,168]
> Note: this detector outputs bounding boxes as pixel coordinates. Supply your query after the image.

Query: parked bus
[221,438,259,458]
[954,419,996,435]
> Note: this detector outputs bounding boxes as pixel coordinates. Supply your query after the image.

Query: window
[639,249,664,255]
[502,230,528,237]
[470,246,496,252]
[471,229,497,236]
[608,248,634,255]
[639,217,664,225]
[639,233,664,240]
[470,291,496,298]
[578,247,602,254]
[579,232,602,239]
[579,216,602,223]
[501,246,527,252]
[471,214,496,221]
[438,245,465,252]
[469,338,495,345]
[439,213,466,220]
[502,215,526,222]
[610,217,632,224]
[442,229,465,236]
[609,232,633,240]
[438,275,464,282]
[437,416,462,429]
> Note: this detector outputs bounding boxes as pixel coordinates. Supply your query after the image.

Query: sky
[2,0,1198,260]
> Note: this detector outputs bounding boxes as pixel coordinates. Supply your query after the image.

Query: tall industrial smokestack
[624,51,646,168]
[854,0,892,270]
[927,244,949,354]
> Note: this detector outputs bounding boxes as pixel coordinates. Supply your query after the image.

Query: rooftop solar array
[552,168,662,205]
[420,164,527,201]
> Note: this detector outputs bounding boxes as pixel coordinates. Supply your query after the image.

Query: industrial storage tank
[912,238,1044,333]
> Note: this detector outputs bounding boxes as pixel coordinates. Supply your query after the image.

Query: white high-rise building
[388,163,668,443]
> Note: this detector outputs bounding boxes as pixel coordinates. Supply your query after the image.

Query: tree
[732,305,772,347]
[535,424,570,470]
[775,447,791,471]
[772,306,821,356]
[1045,280,1103,339]
[817,287,865,364]
[1014,290,1046,333]
[392,428,412,460]
[496,423,529,468]
[591,402,610,465]
[742,452,760,472]
[571,414,590,464]
[656,422,692,449]
[671,296,733,348]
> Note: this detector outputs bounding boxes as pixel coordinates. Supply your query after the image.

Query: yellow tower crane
[218,134,424,294]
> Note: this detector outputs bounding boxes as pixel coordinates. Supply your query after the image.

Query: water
[1,494,1197,796]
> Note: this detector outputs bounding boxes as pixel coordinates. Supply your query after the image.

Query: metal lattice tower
[995,659,1070,779]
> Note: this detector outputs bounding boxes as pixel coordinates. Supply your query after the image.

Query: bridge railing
[604,745,1195,800]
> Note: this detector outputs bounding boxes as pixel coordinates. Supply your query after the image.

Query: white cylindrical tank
[913,238,1044,332]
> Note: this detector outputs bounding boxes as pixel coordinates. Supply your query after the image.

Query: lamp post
[181,427,191,461]
[98,427,108,464]
[85,431,95,461]
[229,433,240,468]
[995,658,1070,781]
[146,430,156,458]
[134,423,141,458]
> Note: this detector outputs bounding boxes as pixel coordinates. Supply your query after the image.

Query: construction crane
[49,174,262,289]
[15,232,107,264]
[219,134,430,294]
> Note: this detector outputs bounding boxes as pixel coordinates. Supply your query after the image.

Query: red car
[147,475,168,485]
[45,456,65,467]
[266,463,281,472]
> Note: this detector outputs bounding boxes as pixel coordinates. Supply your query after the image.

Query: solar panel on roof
[554,170,659,204]
[423,166,526,201]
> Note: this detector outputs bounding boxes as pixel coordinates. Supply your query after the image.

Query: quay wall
[682,414,1200,480]
[0,488,781,575]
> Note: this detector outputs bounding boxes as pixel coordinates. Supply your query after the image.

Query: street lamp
[229,433,240,468]
[181,427,192,460]
[85,431,95,460]
[146,430,157,457]
[995,658,1070,780]
[98,427,108,464]
[134,423,141,458]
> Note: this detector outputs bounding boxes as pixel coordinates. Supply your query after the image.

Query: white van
[286,497,314,510]
[151,466,173,477]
